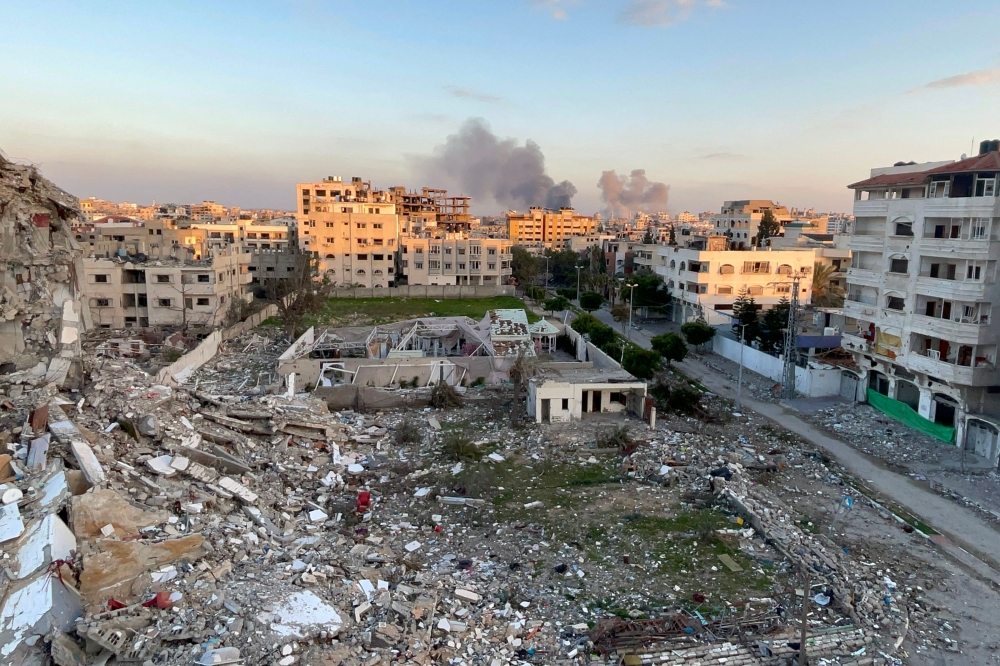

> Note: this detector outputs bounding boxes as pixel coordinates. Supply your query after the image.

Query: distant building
[710,200,793,249]
[506,207,597,250]
[400,235,511,286]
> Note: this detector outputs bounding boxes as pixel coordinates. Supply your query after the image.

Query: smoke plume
[597,169,669,216]
[420,118,576,211]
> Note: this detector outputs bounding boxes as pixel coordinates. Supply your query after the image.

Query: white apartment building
[634,237,815,324]
[842,141,1000,463]
[400,235,512,286]
[83,250,252,329]
[297,177,400,288]
[710,200,793,249]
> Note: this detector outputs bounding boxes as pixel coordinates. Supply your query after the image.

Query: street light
[575,265,583,303]
[544,256,550,295]
[736,322,750,411]
[626,282,637,341]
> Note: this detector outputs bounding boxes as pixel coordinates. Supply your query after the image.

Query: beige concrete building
[506,207,597,250]
[297,177,400,287]
[710,200,793,249]
[74,219,210,260]
[399,235,512,286]
[83,249,252,329]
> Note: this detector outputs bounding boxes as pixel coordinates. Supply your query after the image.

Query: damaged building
[0,152,89,385]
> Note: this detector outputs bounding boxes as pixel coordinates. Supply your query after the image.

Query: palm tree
[812,262,845,307]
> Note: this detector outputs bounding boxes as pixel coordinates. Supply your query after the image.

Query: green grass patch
[306,296,540,327]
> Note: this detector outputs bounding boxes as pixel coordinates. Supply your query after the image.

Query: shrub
[589,325,617,348]
[651,333,688,364]
[579,291,603,311]
[544,296,570,313]
[667,387,702,414]
[430,381,463,409]
[472,376,486,387]
[395,418,423,445]
[680,322,716,348]
[557,287,576,300]
[622,347,662,380]
[570,313,602,336]
[525,285,546,301]
[441,432,481,462]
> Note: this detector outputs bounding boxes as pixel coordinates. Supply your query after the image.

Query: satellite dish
[961,153,968,160]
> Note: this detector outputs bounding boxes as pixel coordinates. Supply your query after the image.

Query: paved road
[579,306,1000,575]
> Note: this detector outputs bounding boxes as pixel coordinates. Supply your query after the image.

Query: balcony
[843,298,878,321]
[853,200,889,216]
[923,196,1000,217]
[848,235,885,252]
[842,332,872,354]
[914,277,987,301]
[910,314,989,345]
[906,352,997,386]
[918,237,992,258]
[846,267,880,286]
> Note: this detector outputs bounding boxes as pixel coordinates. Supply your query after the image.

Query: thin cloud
[701,152,746,160]
[619,0,723,28]
[443,86,503,104]
[908,66,1000,93]
[531,0,571,20]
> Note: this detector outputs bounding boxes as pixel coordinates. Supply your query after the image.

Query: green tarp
[866,389,955,443]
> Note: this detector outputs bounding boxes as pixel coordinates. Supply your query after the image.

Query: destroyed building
[0,152,89,384]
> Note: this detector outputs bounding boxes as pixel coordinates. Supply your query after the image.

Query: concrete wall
[279,354,503,390]
[220,303,278,341]
[155,330,221,385]
[327,285,515,300]
[712,334,842,397]
[528,379,647,422]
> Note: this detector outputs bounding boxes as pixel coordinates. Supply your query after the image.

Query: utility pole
[626,282,637,341]
[782,273,801,400]
[544,256,550,295]
[799,576,810,666]
[576,265,582,303]
[736,323,749,410]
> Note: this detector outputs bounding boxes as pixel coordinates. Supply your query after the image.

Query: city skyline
[1,0,997,215]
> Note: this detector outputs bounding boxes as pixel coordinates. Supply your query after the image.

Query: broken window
[198,274,210,282]
[889,257,908,273]
[93,274,109,283]
[158,298,172,307]
[886,296,905,311]
[197,297,210,306]
[893,221,913,236]
[156,274,171,283]
[742,261,770,274]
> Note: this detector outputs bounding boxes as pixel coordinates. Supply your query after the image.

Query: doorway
[541,399,550,422]
[593,391,602,413]
[933,394,957,427]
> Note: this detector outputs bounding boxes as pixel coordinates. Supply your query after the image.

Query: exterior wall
[528,380,647,422]
[506,208,597,249]
[400,236,512,286]
[81,252,252,330]
[712,335,842,397]
[75,220,210,260]
[710,200,792,249]
[636,244,816,323]
[324,284,515,299]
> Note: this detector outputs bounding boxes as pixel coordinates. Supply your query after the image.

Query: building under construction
[388,187,471,234]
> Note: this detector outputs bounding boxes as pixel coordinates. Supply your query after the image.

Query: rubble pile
[0,345,963,665]
[0,152,87,383]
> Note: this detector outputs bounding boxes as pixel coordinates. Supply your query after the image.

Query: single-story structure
[527,368,648,423]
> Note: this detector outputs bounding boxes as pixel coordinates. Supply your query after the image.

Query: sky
[1,0,999,217]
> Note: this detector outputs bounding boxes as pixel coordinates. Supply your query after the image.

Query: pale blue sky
[1,0,998,215]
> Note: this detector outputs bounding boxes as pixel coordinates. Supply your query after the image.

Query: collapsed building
[0,152,89,386]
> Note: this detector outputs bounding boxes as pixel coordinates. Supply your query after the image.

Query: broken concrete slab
[70,440,105,486]
[79,534,206,601]
[268,590,344,638]
[0,503,24,543]
[0,571,83,658]
[9,514,76,580]
[70,488,169,539]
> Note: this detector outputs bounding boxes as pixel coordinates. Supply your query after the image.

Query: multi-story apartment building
[75,219,211,260]
[634,236,816,324]
[296,176,400,288]
[506,207,597,250]
[388,187,471,235]
[842,141,1000,461]
[399,235,512,286]
[710,200,793,249]
[83,248,252,329]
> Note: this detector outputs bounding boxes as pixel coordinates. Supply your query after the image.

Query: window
[94,298,110,307]
[429,260,440,269]
[561,398,569,410]
[325,222,334,228]
[886,295,905,311]
[93,274,109,283]
[458,248,466,255]
[968,264,983,280]
[488,248,496,255]
[444,263,452,270]
[356,223,366,229]
[430,245,441,254]
[373,254,384,261]
[889,258,908,274]
[445,247,453,254]
[719,264,734,274]
[742,261,770,274]
[470,261,480,270]
[747,285,763,295]
[679,261,686,271]
[156,275,171,283]
[357,254,367,260]
[717,285,733,294]
[975,175,997,197]
[488,263,496,270]
[893,221,913,236]
[325,237,334,243]
[973,220,988,239]
[341,207,350,213]
[471,245,482,255]
[458,263,466,270]
[373,239,383,246]
[357,269,366,275]
[775,284,791,293]
[415,262,424,269]
[157,298,172,307]
[415,247,424,254]
[373,223,383,229]
[776,264,793,275]
[198,274,210,283]
[929,181,949,198]
[196,297,210,306]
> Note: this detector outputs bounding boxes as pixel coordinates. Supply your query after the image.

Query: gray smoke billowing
[597,169,669,216]
[420,118,576,211]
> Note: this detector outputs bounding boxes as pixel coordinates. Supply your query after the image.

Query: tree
[579,291,603,312]
[732,288,760,343]
[812,262,845,307]
[668,224,677,246]
[759,300,789,354]
[510,246,539,286]
[651,332,688,364]
[642,228,655,244]
[754,209,780,247]
[623,347,662,380]
[680,321,716,349]
[524,285,546,301]
[556,287,576,300]
[611,303,631,332]
[589,324,616,349]
[570,312,602,336]
[542,249,583,286]
[508,349,538,425]
[544,296,569,314]
[264,252,331,337]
